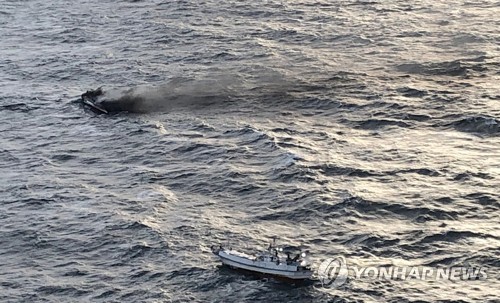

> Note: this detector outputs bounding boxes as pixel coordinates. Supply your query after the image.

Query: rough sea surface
[1,0,499,302]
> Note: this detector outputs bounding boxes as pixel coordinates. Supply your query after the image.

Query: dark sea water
[1,0,499,302]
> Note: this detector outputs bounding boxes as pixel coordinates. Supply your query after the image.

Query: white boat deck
[218,249,311,277]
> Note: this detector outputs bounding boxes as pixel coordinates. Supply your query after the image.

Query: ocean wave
[2,0,498,301]
[356,118,411,129]
[464,193,499,210]
[446,116,499,135]
[417,230,497,245]
[396,87,427,98]
[342,233,400,249]
[335,196,459,221]
[309,164,379,178]
[396,60,469,77]
[0,103,34,112]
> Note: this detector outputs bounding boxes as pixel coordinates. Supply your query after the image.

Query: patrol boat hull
[212,245,313,281]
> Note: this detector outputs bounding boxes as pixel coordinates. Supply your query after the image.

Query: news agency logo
[317,257,349,287]
[317,256,487,288]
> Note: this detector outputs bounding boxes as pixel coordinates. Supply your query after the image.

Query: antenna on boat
[267,236,277,251]
[271,236,279,249]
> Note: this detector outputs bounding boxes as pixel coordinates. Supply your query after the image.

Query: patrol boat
[211,239,313,281]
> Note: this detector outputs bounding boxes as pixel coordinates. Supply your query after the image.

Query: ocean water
[0,0,499,302]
